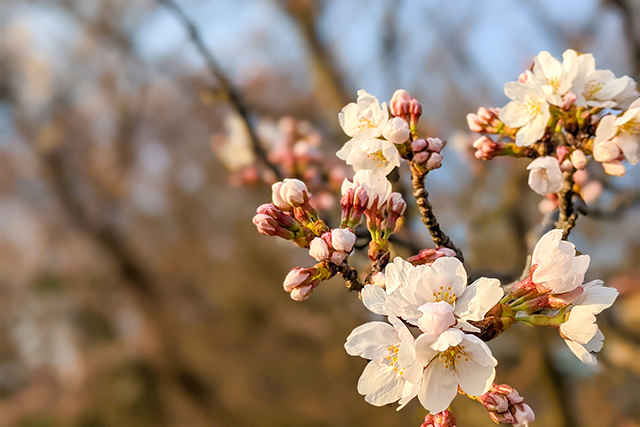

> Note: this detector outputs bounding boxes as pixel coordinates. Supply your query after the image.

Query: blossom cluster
[468,49,639,199]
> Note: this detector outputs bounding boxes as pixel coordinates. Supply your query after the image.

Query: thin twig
[409,163,464,262]
[336,261,364,291]
[159,0,283,180]
[555,170,579,239]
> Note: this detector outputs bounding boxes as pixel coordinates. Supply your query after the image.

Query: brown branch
[159,0,283,180]
[410,163,464,262]
[555,170,579,239]
[335,261,364,291]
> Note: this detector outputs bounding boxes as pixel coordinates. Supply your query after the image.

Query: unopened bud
[309,237,331,261]
[280,178,309,206]
[560,92,577,110]
[271,182,289,210]
[290,284,314,301]
[407,247,456,266]
[560,158,573,172]
[253,213,278,235]
[370,271,385,289]
[382,117,410,144]
[417,301,456,339]
[570,149,587,169]
[518,72,528,83]
[426,153,443,170]
[556,146,570,162]
[512,403,535,427]
[256,203,300,230]
[390,89,412,116]
[492,384,524,404]
[480,392,509,413]
[593,141,621,163]
[331,228,356,253]
[409,98,423,119]
[473,136,500,160]
[602,160,626,177]
[412,138,428,152]
[426,137,444,153]
[413,151,430,164]
[283,268,311,292]
[422,409,457,427]
[387,192,407,217]
[466,113,485,132]
[489,411,516,425]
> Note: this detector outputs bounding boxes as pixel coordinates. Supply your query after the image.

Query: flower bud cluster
[467,107,504,134]
[271,179,329,236]
[411,137,445,171]
[283,262,336,301]
[421,410,456,427]
[390,89,423,126]
[479,384,535,427]
[309,229,356,264]
[253,203,313,247]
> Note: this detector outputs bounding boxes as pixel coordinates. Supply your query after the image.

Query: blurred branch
[159,0,283,180]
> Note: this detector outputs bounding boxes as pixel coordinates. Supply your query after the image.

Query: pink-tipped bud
[472,136,501,160]
[290,284,314,301]
[560,158,573,172]
[417,301,456,339]
[480,392,510,413]
[280,178,309,206]
[407,247,456,266]
[283,268,311,292]
[271,182,289,210]
[309,237,331,261]
[412,138,428,152]
[390,89,412,116]
[409,98,423,118]
[253,213,278,235]
[489,411,516,424]
[427,137,444,153]
[422,410,457,427]
[512,403,535,426]
[382,117,410,144]
[387,192,407,217]
[477,107,495,123]
[413,151,431,164]
[602,160,626,176]
[466,113,485,132]
[426,153,443,170]
[492,384,524,404]
[570,149,587,169]
[560,92,577,110]
[256,203,300,230]
[331,228,356,253]
[556,146,570,162]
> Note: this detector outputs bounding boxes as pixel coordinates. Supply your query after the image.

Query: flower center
[585,80,603,99]
[432,286,458,304]
[385,345,405,375]
[524,97,542,116]
[619,119,640,135]
[547,76,560,91]
[536,168,548,181]
[357,118,376,131]
[367,150,388,168]
[438,344,469,370]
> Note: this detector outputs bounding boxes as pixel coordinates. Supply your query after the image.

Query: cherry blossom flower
[499,83,551,146]
[382,117,410,144]
[560,280,618,365]
[525,50,576,106]
[343,137,401,176]
[414,328,497,413]
[531,229,590,294]
[594,98,640,166]
[341,170,392,209]
[567,52,632,108]
[361,257,503,331]
[344,315,422,408]
[338,89,389,140]
[526,156,563,195]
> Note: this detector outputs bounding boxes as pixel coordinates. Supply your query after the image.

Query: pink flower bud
[309,237,331,261]
[570,149,587,169]
[382,117,410,144]
[480,392,510,413]
[413,151,431,163]
[409,98,423,118]
[602,160,626,177]
[466,113,485,132]
[427,137,444,153]
[512,403,535,427]
[472,136,500,160]
[417,301,456,338]
[353,186,369,212]
[330,251,348,264]
[407,247,455,266]
[492,384,523,404]
[390,89,412,116]
[489,411,516,424]
[560,159,573,172]
[331,228,356,253]
[556,146,570,162]
[271,182,289,210]
[477,107,495,123]
[422,410,457,427]
[280,178,309,206]
[426,153,443,170]
[412,138,428,152]
[283,268,311,292]
[560,92,577,110]
[370,271,385,289]
[572,169,588,184]
[517,72,528,83]
[387,192,406,217]
[290,284,314,301]
[253,213,277,235]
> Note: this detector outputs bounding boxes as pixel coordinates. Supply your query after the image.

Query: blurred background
[1,0,639,426]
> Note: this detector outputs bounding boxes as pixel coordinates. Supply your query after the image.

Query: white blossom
[309,237,330,261]
[567,52,631,108]
[361,257,503,332]
[344,315,422,408]
[341,170,392,209]
[413,328,497,413]
[331,228,356,253]
[531,229,590,294]
[526,156,563,195]
[342,137,401,177]
[560,280,618,365]
[594,98,640,166]
[382,117,410,144]
[338,90,389,140]
[525,50,576,106]
[499,83,551,146]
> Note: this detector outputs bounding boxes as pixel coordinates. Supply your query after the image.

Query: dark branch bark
[555,170,579,239]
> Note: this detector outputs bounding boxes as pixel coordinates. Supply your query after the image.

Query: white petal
[461,334,498,368]
[499,101,530,128]
[617,134,640,166]
[585,328,605,353]
[414,333,439,366]
[531,229,563,266]
[456,358,496,396]
[560,306,598,345]
[397,380,421,410]
[418,360,459,414]
[361,285,388,315]
[454,277,503,322]
[577,280,618,314]
[564,339,597,366]
[358,360,404,406]
[594,115,618,145]
[421,257,467,303]
[345,322,398,359]
[431,328,465,352]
